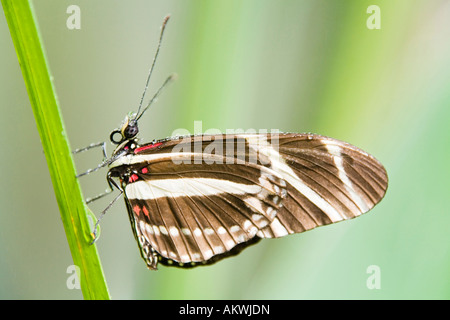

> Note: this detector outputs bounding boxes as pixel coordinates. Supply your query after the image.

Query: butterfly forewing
[109,133,388,269]
[257,134,388,238]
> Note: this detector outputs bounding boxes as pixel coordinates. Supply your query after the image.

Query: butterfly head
[110,114,139,145]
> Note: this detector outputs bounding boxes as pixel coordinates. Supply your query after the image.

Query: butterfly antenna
[134,14,171,120]
[135,73,177,122]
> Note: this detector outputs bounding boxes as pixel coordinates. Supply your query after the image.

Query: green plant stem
[2,0,110,299]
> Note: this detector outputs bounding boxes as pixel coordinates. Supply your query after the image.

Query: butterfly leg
[73,141,107,158]
[90,172,123,244]
[90,190,123,244]
[73,141,118,204]
[85,176,116,204]
[72,141,109,178]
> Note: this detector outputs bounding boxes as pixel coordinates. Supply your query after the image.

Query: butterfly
[76,15,388,270]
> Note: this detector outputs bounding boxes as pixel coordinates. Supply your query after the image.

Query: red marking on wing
[134,142,163,154]
[128,173,139,183]
[133,205,140,217]
[142,206,149,217]
[141,167,148,174]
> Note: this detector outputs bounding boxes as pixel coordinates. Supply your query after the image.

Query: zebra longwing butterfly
[79,15,388,270]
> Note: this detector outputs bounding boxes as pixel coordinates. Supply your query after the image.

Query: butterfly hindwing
[115,135,287,268]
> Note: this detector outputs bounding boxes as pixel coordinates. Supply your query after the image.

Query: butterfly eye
[123,121,139,139]
[110,129,124,145]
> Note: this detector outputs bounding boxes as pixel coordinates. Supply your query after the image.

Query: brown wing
[114,133,387,268]
[256,133,388,237]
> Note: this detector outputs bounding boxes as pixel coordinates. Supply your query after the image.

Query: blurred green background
[1,0,449,299]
